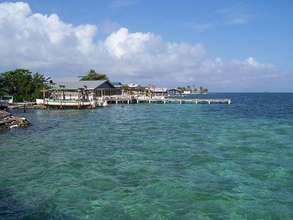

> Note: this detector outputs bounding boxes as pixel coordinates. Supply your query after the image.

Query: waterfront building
[167,89,182,96]
[38,80,121,108]
[0,95,14,104]
[122,83,146,96]
[112,82,123,89]
[47,80,121,99]
[127,83,139,88]
[147,87,168,97]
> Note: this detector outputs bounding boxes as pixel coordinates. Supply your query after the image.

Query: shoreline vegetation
[0,68,217,110]
[0,68,209,103]
[0,69,50,102]
[0,68,219,130]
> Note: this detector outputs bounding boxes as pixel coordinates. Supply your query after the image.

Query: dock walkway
[106,96,231,105]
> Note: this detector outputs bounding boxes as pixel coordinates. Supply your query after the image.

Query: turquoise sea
[1,93,293,220]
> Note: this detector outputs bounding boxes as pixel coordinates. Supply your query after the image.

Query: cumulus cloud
[0,2,281,91]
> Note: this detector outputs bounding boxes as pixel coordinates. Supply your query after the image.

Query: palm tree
[80,69,108,81]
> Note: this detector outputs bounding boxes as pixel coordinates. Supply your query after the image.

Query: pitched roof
[51,80,113,90]
[149,88,168,92]
[167,88,180,91]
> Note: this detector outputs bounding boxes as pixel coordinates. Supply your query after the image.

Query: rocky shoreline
[0,110,30,130]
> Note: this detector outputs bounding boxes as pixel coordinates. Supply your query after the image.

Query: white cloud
[0,2,283,91]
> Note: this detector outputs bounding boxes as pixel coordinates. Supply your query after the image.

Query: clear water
[1,93,293,220]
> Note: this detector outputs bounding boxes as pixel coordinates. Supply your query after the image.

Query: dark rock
[0,110,30,130]
[0,110,11,120]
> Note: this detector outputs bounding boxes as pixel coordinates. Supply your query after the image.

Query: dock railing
[105,95,231,105]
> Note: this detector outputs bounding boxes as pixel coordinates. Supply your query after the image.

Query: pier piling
[105,96,231,105]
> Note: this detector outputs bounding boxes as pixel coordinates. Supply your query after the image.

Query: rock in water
[0,110,30,130]
[0,110,11,119]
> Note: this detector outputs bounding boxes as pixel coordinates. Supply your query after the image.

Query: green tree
[80,69,108,81]
[0,75,7,97]
[1,69,49,102]
[31,72,50,100]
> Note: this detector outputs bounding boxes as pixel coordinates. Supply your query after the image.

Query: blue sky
[0,0,292,91]
[22,0,293,66]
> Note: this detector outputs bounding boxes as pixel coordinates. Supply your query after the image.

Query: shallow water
[1,93,293,219]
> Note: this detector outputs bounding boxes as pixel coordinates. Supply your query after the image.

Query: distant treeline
[0,69,49,102]
[177,86,208,93]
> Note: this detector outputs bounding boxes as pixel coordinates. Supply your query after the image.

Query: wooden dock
[4,97,231,111]
[106,96,231,105]
[150,98,231,104]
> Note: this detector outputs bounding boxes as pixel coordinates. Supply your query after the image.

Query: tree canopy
[80,69,108,81]
[0,69,49,102]
[0,75,6,97]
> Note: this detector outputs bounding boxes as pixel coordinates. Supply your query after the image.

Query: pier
[18,96,232,109]
[106,96,231,105]
[6,97,231,110]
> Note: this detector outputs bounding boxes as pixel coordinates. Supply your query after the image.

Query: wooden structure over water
[39,80,120,109]
[106,96,231,105]
[42,99,97,109]
[36,80,231,109]
[7,96,231,111]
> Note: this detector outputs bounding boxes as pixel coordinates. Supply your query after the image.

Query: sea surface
[1,93,293,220]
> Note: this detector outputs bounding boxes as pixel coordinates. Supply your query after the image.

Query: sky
[0,0,292,91]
